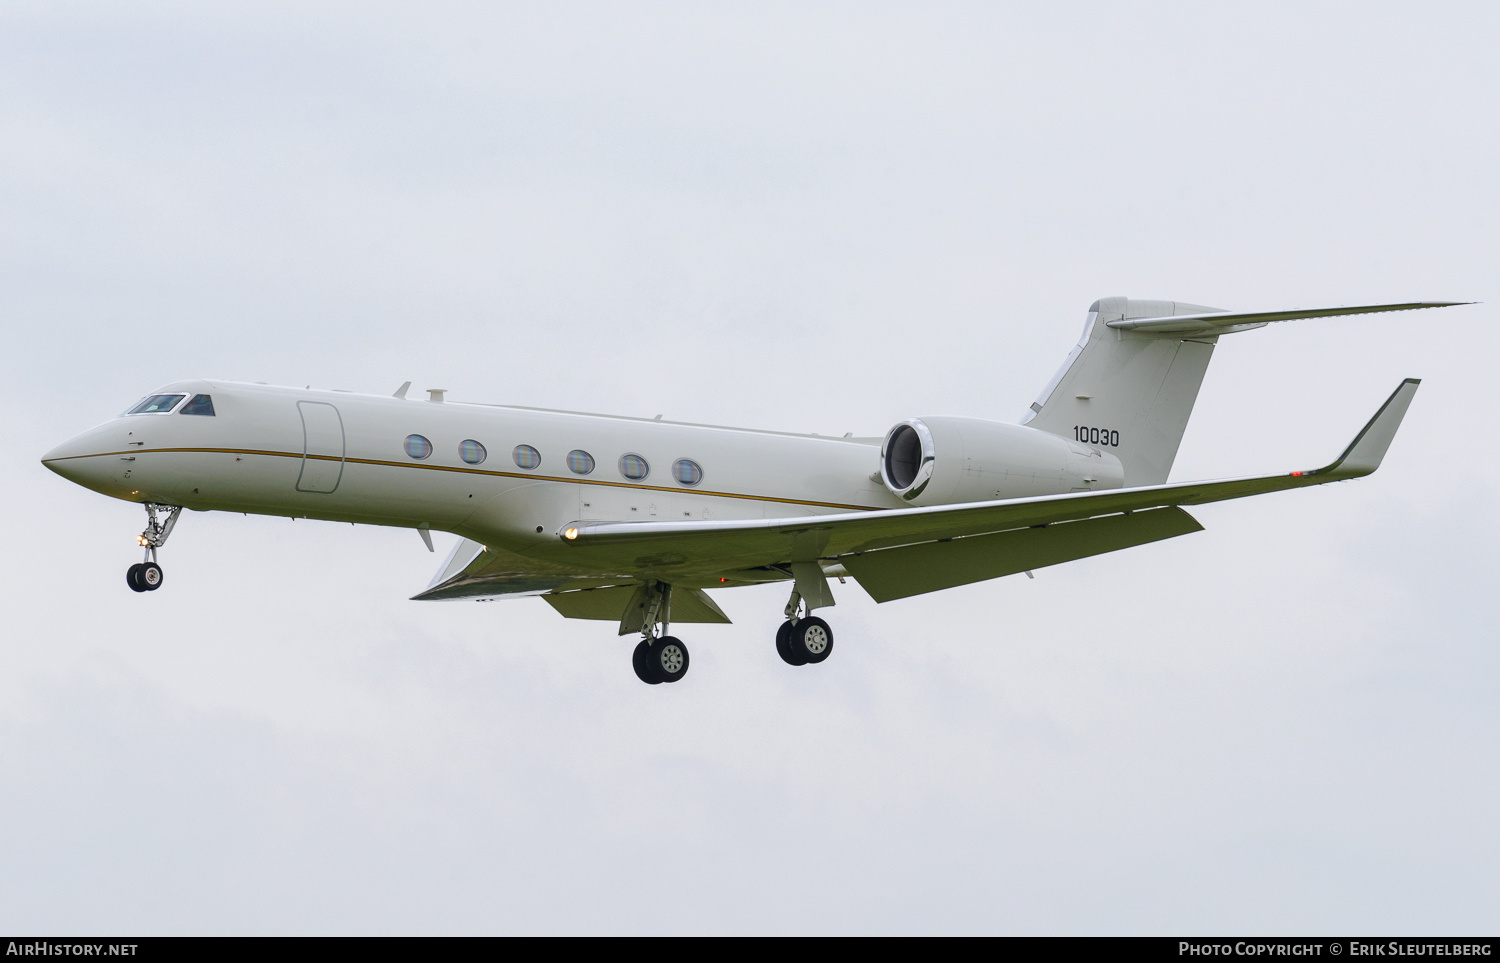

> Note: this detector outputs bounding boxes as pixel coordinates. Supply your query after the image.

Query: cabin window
[566,450,595,475]
[513,445,541,470]
[618,453,649,480]
[672,458,703,486]
[405,434,433,459]
[179,394,215,416]
[459,439,487,465]
[126,394,185,415]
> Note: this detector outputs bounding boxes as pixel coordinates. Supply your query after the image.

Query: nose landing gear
[126,561,164,592]
[127,503,180,593]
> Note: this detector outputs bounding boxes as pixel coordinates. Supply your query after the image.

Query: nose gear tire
[139,562,164,591]
[126,563,147,593]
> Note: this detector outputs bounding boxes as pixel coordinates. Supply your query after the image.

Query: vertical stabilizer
[1022,297,1224,486]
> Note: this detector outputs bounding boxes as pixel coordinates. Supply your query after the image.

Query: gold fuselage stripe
[45,446,879,513]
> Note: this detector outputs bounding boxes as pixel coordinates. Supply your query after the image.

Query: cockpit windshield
[179,394,215,416]
[126,394,186,415]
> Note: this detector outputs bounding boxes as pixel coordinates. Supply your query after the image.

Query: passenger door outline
[296,401,345,494]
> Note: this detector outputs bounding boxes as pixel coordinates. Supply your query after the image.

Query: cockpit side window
[126,394,186,414]
[179,394,215,416]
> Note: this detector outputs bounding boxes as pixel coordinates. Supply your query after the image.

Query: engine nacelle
[879,416,1124,505]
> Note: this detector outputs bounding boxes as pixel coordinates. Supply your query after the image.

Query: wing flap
[542,584,731,623]
[413,573,627,601]
[842,506,1203,602]
[414,537,631,600]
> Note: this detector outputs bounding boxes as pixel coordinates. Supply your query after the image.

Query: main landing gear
[776,615,834,666]
[775,586,835,668]
[630,581,690,685]
[633,636,689,685]
[623,578,837,682]
[127,503,180,593]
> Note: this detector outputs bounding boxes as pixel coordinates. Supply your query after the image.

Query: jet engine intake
[880,420,936,500]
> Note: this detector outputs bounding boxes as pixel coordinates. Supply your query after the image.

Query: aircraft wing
[555,379,1421,593]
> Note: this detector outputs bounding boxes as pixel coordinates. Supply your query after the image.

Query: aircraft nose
[41,424,120,487]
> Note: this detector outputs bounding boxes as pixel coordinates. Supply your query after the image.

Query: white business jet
[43,298,1462,685]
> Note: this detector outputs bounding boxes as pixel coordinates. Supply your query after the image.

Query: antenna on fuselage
[393,381,411,399]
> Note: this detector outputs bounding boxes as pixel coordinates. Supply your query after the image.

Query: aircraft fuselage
[42,380,1108,580]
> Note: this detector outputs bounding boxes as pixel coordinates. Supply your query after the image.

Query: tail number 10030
[1074,426,1120,447]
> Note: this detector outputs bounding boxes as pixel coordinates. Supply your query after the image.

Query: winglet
[1307,379,1421,480]
[394,381,411,399]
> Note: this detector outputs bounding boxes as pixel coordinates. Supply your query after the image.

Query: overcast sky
[2,1,1496,935]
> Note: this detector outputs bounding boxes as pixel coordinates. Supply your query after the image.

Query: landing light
[563,527,578,540]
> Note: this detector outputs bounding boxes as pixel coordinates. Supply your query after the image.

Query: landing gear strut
[629,581,690,685]
[127,503,180,593]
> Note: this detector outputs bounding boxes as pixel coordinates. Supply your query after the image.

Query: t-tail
[1021,296,1468,486]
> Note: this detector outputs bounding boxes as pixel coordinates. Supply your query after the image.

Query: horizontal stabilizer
[1106,301,1469,337]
